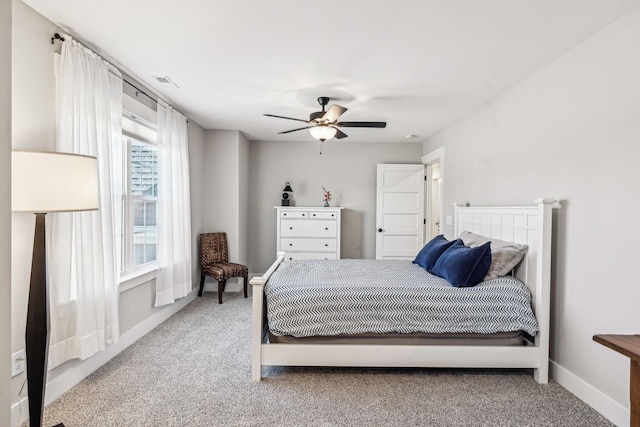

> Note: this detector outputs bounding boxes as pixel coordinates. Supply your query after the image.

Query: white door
[376,164,425,259]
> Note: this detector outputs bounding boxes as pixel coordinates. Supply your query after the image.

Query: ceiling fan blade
[336,121,387,128]
[278,126,313,134]
[322,105,347,123]
[334,129,348,139]
[264,114,310,124]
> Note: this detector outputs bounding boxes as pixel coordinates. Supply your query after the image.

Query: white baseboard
[10,290,197,427]
[10,397,28,427]
[202,279,242,293]
[550,361,628,427]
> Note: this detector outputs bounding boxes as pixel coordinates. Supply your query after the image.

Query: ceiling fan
[264,96,387,142]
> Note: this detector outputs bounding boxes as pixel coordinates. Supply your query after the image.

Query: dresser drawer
[309,211,338,219]
[280,220,337,237]
[280,211,308,219]
[281,238,336,252]
[284,252,338,261]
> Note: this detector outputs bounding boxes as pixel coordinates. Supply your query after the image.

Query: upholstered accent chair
[199,232,248,304]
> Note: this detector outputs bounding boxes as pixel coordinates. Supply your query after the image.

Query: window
[121,113,158,274]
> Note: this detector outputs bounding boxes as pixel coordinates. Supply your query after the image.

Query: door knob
[377,228,383,232]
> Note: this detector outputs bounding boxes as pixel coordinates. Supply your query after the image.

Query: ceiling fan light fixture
[309,125,337,142]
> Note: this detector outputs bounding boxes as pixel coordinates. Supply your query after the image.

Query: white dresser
[275,206,343,261]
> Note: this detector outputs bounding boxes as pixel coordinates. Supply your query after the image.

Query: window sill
[119,263,158,292]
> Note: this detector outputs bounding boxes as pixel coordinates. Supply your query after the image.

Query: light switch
[445,216,452,226]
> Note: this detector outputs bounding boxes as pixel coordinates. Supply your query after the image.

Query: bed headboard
[454,198,556,319]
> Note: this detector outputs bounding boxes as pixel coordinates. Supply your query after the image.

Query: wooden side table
[593,334,640,427]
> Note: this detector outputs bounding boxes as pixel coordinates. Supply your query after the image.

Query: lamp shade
[309,125,337,142]
[12,151,99,213]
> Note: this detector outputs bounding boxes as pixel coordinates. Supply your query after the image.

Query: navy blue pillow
[431,241,492,288]
[413,235,460,273]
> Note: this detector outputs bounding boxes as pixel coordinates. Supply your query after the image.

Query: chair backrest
[200,232,229,267]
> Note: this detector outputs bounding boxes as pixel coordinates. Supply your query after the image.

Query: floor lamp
[12,151,99,427]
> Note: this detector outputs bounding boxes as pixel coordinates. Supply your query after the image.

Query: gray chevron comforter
[265,259,538,337]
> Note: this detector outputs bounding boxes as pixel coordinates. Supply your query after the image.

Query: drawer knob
[289,257,292,261]
[325,227,329,230]
[302,213,305,216]
[378,228,383,232]
[325,244,328,247]
[283,213,287,216]
[289,227,293,230]
[331,214,335,217]
[313,213,316,217]
[289,243,293,246]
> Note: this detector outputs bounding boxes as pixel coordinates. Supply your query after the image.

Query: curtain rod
[51,32,189,121]
[123,79,159,105]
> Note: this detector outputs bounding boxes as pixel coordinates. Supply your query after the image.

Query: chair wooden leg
[243,274,248,298]
[218,280,226,304]
[198,274,205,296]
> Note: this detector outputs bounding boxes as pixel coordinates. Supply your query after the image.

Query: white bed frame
[250,198,556,383]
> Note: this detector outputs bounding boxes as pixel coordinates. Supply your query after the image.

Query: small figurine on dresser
[281,182,293,206]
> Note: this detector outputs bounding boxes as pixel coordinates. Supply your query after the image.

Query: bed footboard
[250,251,285,381]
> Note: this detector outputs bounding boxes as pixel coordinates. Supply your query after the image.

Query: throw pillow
[431,240,492,287]
[413,235,460,273]
[459,231,527,280]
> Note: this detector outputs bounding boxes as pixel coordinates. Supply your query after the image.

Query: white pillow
[459,231,528,280]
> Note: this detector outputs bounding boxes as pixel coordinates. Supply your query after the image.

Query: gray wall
[202,130,248,262]
[239,132,249,264]
[423,6,640,420]
[10,0,57,403]
[1,0,11,423]
[248,140,423,273]
[201,129,250,291]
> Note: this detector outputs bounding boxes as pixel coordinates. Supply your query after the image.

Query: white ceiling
[21,0,640,143]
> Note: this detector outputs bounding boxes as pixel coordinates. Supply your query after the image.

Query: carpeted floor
[43,292,614,426]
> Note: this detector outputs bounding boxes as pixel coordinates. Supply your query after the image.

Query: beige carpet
[43,291,613,426]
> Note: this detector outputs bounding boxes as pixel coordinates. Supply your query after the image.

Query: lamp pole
[25,212,49,427]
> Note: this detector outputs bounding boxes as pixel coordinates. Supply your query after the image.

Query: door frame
[422,147,445,241]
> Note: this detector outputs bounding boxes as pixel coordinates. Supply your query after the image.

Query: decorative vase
[322,186,331,207]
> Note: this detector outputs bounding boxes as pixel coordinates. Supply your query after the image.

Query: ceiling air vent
[152,75,179,89]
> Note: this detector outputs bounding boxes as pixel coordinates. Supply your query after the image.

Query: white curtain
[155,99,192,307]
[48,38,122,369]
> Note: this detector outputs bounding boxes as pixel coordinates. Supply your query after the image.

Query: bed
[250,198,556,383]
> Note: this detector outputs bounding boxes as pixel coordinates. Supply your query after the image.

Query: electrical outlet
[12,350,25,377]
